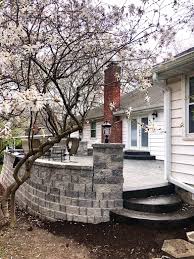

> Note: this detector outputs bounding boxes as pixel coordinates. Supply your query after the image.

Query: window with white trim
[188,77,194,133]
[90,121,96,138]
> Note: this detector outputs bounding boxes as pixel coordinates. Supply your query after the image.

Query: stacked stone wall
[0,144,124,224]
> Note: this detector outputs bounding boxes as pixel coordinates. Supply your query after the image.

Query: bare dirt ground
[1,208,194,259]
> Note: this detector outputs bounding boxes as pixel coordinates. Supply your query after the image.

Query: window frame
[185,75,194,136]
[90,121,97,138]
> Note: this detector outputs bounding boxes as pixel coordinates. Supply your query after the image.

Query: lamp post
[102,121,112,143]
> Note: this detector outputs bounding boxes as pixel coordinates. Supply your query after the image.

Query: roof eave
[153,51,194,80]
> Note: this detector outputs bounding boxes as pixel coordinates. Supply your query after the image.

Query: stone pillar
[104,62,122,143]
[92,143,124,202]
[77,141,88,156]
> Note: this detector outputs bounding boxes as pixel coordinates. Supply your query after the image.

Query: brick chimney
[104,62,122,143]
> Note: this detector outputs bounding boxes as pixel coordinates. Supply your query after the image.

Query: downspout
[164,87,172,181]
[153,73,171,182]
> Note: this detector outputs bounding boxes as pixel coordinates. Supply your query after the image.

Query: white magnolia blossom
[109,101,116,111]
[125,107,133,119]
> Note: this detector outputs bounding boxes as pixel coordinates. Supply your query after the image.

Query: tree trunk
[10,192,16,227]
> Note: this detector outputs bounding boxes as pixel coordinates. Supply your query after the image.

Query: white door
[130,117,149,150]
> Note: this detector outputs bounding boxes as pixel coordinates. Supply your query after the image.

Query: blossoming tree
[0,0,179,226]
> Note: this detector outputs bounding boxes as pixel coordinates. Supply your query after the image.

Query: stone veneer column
[92,143,124,200]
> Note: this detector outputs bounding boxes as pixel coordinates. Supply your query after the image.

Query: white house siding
[122,111,165,160]
[149,110,165,160]
[169,77,194,185]
[82,121,102,148]
[122,117,129,150]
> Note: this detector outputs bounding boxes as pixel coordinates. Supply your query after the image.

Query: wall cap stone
[92,144,125,149]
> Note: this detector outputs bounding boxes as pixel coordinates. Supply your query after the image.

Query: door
[130,116,149,150]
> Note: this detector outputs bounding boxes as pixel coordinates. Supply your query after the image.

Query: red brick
[104,62,122,143]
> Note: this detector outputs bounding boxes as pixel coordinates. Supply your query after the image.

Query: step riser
[123,200,182,213]
[124,151,150,156]
[124,155,156,160]
[123,185,175,199]
[110,212,194,228]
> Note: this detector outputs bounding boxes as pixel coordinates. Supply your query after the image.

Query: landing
[123,160,167,191]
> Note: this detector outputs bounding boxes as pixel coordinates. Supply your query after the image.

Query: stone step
[124,194,182,213]
[124,154,156,160]
[110,205,194,227]
[123,184,175,199]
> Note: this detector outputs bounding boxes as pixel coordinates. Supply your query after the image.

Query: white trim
[169,176,194,194]
[184,75,194,136]
[164,87,171,180]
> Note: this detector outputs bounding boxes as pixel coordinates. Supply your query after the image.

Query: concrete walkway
[41,156,166,191]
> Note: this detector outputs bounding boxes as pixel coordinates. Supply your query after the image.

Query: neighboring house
[82,62,165,160]
[153,47,194,199]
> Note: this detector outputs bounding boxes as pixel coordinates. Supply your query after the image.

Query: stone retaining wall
[0,144,124,224]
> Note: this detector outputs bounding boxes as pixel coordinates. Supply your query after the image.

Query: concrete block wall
[0,143,124,224]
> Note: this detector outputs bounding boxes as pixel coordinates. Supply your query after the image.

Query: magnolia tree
[0,0,179,226]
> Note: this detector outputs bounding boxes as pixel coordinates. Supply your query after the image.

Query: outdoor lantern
[152,111,158,120]
[102,121,112,143]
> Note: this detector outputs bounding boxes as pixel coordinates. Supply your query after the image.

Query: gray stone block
[65,190,79,198]
[71,198,78,206]
[71,175,79,183]
[92,200,100,208]
[114,199,123,208]
[79,207,87,215]
[87,216,95,224]
[107,200,115,208]
[79,199,92,208]
[54,211,67,221]
[66,214,73,221]
[49,187,60,196]
[66,206,79,215]
[87,208,102,217]
[84,191,96,199]
[102,209,110,218]
[100,200,108,208]
[73,183,86,192]
[60,204,66,213]
[73,215,88,223]
[60,196,72,205]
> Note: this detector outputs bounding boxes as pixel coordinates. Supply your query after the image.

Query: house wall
[168,77,194,184]
[122,111,165,160]
[82,121,102,148]
[149,110,165,160]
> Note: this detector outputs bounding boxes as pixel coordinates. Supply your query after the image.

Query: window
[90,121,96,138]
[189,77,194,133]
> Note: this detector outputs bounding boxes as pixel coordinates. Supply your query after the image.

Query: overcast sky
[100,0,194,55]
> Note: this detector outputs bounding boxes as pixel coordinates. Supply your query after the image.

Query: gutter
[153,51,194,75]
[113,104,163,116]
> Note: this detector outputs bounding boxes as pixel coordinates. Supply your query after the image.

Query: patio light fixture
[102,121,112,143]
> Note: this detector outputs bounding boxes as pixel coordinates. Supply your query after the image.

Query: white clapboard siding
[122,117,129,150]
[82,122,102,147]
[149,110,165,160]
[169,78,194,185]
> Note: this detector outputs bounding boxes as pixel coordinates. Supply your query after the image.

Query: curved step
[110,205,194,226]
[123,184,175,199]
[124,194,182,213]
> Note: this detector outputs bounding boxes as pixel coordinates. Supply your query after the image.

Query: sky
[100,0,194,56]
